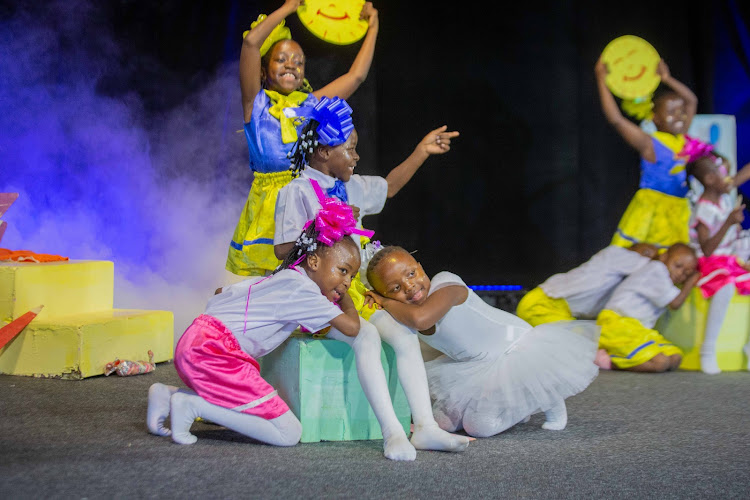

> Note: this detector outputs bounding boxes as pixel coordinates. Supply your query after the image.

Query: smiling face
[369,249,431,305]
[320,129,359,182]
[652,93,689,135]
[601,35,661,100]
[262,40,305,94]
[297,0,369,45]
[305,237,361,303]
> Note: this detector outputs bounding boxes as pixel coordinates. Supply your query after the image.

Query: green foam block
[259,334,411,442]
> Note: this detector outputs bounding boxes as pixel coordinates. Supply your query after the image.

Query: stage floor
[1,363,749,498]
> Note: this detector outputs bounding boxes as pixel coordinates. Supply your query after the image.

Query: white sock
[410,423,469,452]
[369,311,469,452]
[147,383,180,436]
[327,318,415,461]
[542,401,568,431]
[169,392,302,446]
[743,342,750,371]
[701,284,733,375]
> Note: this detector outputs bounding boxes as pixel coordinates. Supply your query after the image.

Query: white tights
[326,317,416,461]
[369,311,470,451]
[146,383,302,446]
[701,283,734,375]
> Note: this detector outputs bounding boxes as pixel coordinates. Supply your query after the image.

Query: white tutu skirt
[425,320,600,432]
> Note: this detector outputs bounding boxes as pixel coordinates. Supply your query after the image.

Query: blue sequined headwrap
[286,96,355,177]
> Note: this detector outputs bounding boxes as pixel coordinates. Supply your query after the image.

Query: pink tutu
[697,255,750,298]
[174,315,290,420]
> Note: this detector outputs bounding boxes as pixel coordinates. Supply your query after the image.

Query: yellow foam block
[657,288,750,371]
[0,309,173,379]
[0,260,114,322]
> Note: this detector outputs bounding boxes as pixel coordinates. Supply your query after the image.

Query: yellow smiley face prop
[297,0,369,45]
[601,35,661,100]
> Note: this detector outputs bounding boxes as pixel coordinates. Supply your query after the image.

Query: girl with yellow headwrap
[226,0,379,277]
[595,57,699,250]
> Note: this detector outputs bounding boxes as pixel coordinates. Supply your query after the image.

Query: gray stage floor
[1,363,749,499]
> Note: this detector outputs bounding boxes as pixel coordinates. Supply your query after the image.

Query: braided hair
[287,118,320,178]
[273,220,359,274]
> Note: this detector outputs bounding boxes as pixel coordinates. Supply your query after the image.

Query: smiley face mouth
[317,9,350,20]
[623,65,647,82]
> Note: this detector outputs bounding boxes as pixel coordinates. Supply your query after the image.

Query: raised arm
[732,162,750,188]
[657,59,698,128]
[695,205,745,257]
[240,0,300,123]
[313,2,379,100]
[595,58,655,162]
[668,272,700,309]
[366,285,468,331]
[384,126,459,198]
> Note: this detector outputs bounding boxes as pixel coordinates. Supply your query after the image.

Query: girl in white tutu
[364,246,600,438]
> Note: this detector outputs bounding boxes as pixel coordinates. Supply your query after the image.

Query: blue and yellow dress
[226,89,318,276]
[611,132,690,249]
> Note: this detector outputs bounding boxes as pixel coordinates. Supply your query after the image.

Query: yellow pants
[597,309,683,369]
[226,171,293,277]
[611,188,690,249]
[516,287,575,326]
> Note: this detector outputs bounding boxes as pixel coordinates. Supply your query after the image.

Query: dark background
[8,0,750,288]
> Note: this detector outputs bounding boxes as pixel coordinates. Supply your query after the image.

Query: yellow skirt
[226,171,293,277]
[515,287,575,326]
[597,309,682,369]
[610,188,690,249]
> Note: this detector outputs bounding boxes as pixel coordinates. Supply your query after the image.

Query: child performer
[517,242,658,326]
[596,243,700,372]
[365,247,600,438]
[227,0,379,277]
[148,202,424,461]
[274,97,470,454]
[595,57,698,249]
[687,154,750,373]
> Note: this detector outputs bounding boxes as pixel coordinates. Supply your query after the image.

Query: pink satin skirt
[697,255,750,298]
[174,314,290,420]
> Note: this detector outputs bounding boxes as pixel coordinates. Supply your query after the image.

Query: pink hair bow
[303,179,374,246]
[680,135,714,163]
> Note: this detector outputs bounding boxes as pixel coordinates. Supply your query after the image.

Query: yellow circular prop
[297,0,369,45]
[601,35,661,100]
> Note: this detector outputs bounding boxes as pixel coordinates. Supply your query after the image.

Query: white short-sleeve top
[540,246,652,318]
[601,260,680,328]
[204,269,342,358]
[274,168,388,246]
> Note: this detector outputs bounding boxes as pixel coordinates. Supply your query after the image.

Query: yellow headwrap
[243,14,291,57]
[621,96,655,121]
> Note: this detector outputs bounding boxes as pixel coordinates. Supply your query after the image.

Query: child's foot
[383,430,417,461]
[147,383,177,436]
[542,401,567,431]
[594,349,612,370]
[169,392,200,445]
[700,353,721,375]
[410,423,470,452]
